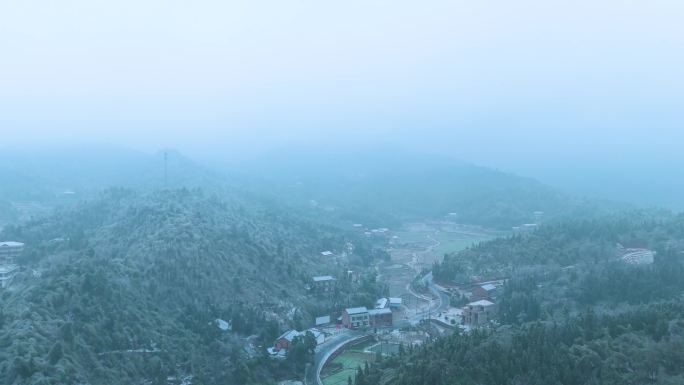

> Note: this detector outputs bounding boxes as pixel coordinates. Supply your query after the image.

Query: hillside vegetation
[361,213,684,385]
[0,188,384,385]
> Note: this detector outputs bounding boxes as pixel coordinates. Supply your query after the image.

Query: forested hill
[0,188,383,385]
[360,301,684,385]
[434,210,683,279]
[235,149,626,229]
[362,213,684,385]
[0,147,226,227]
[0,147,222,201]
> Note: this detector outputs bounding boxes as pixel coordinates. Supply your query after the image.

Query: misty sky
[1,0,683,200]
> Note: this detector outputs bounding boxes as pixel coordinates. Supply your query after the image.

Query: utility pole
[164,151,168,188]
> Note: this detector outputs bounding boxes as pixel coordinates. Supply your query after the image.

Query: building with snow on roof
[471,283,498,299]
[0,242,23,265]
[342,307,370,329]
[462,300,497,327]
[311,275,336,292]
[0,241,22,289]
[388,297,403,309]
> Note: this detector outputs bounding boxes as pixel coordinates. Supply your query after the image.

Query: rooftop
[312,275,336,282]
[315,316,331,325]
[0,264,19,274]
[481,283,497,291]
[345,307,368,315]
[389,297,402,304]
[369,308,392,315]
[375,298,388,309]
[0,241,24,247]
[215,319,231,331]
[277,330,303,342]
[468,299,495,307]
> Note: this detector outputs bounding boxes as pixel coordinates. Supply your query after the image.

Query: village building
[307,328,325,345]
[513,224,538,235]
[342,307,370,329]
[0,241,23,265]
[273,330,302,352]
[346,269,360,283]
[269,327,326,357]
[311,275,336,292]
[368,308,393,327]
[0,241,22,289]
[462,300,497,327]
[375,297,389,309]
[320,251,334,257]
[471,283,497,299]
[388,297,403,309]
[315,315,331,327]
[214,319,232,331]
[342,305,394,329]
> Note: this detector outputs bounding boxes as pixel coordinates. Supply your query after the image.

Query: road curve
[306,330,370,385]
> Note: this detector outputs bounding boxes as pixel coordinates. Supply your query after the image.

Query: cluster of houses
[461,299,497,327]
[269,296,403,357]
[340,297,401,329]
[350,223,392,239]
[512,223,538,235]
[459,281,502,327]
[512,211,544,235]
[0,241,22,289]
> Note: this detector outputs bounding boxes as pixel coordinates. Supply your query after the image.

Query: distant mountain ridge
[0,146,222,200]
[232,148,629,229]
[0,145,630,229]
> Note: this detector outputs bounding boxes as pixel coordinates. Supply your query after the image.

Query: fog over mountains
[0,145,634,229]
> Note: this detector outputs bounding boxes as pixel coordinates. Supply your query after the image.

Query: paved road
[426,272,450,314]
[306,329,369,385]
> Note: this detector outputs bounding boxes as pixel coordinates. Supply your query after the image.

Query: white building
[0,241,23,265]
[307,328,325,345]
[462,300,497,327]
[375,297,389,309]
[0,241,22,289]
[343,307,370,329]
[389,297,403,309]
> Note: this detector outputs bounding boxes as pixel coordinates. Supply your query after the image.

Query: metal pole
[164,151,168,188]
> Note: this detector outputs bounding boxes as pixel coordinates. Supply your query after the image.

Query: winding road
[308,232,451,385]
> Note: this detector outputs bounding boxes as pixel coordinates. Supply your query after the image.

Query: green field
[366,341,401,355]
[431,232,493,256]
[321,351,375,385]
[394,230,434,245]
[394,230,493,256]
